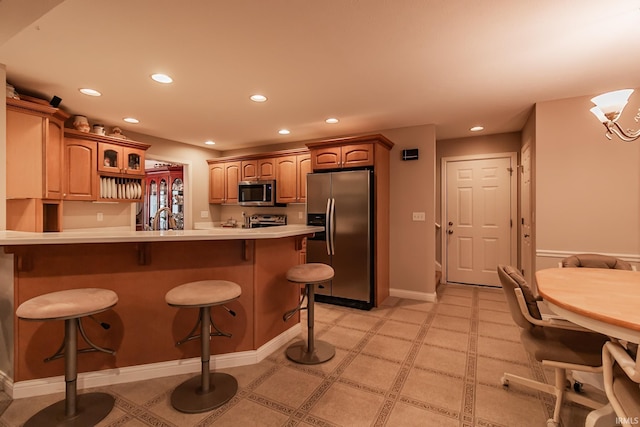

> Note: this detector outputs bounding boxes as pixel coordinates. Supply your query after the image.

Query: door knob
[448,221,453,226]
[447,229,454,234]
[524,234,530,238]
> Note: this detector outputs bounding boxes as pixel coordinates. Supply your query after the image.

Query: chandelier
[590,89,640,142]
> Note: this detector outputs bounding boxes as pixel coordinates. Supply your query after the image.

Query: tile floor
[0,284,603,426]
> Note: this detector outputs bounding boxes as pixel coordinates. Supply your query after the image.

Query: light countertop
[0,224,323,245]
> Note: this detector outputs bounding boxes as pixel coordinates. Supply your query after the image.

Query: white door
[520,143,533,286]
[445,155,515,286]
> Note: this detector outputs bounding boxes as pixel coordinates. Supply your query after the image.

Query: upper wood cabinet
[98,142,145,175]
[208,161,240,204]
[63,129,150,202]
[6,98,69,200]
[309,143,374,170]
[63,138,98,201]
[276,153,310,204]
[208,150,309,205]
[241,158,275,181]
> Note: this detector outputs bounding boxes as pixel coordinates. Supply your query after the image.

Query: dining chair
[602,340,640,426]
[560,253,634,270]
[497,265,609,427]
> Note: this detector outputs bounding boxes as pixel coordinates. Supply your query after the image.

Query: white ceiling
[2,0,640,151]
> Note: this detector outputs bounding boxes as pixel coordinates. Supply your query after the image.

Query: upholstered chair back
[497,265,542,330]
[562,254,632,270]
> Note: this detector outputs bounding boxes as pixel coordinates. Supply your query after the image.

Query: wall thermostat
[402,149,419,161]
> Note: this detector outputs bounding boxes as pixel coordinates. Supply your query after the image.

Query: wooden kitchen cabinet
[5,98,69,232]
[98,142,144,175]
[207,149,309,205]
[309,142,374,170]
[6,98,68,200]
[276,153,310,204]
[208,161,240,204]
[63,138,98,201]
[64,129,150,203]
[241,158,276,181]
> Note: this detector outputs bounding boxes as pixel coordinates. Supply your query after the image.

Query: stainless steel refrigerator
[306,169,373,309]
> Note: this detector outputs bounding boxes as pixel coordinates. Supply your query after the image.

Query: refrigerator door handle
[330,198,336,255]
[325,198,331,255]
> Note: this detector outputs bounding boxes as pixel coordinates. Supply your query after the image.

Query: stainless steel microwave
[238,180,276,206]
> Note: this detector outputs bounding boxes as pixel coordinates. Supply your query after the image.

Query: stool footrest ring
[44,318,115,363]
[175,309,232,347]
[283,293,307,322]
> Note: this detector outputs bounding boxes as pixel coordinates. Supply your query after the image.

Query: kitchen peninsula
[0,225,322,398]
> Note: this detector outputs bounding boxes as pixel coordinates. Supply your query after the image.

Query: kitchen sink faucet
[151,207,177,230]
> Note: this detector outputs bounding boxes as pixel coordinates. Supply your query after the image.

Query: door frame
[441,152,518,285]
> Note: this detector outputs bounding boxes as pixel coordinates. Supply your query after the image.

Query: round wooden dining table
[536,268,640,344]
[535,267,640,427]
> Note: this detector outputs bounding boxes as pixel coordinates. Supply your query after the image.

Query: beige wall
[535,90,640,270]
[381,125,437,299]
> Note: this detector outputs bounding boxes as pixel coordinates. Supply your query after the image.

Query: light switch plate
[412,212,426,221]
[200,210,209,218]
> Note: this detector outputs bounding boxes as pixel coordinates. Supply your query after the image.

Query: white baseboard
[4,324,300,400]
[389,288,437,303]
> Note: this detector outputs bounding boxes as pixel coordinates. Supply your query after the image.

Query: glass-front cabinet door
[172,178,184,230]
[158,178,168,229]
[123,147,144,175]
[98,143,121,174]
[148,179,158,229]
[98,143,145,175]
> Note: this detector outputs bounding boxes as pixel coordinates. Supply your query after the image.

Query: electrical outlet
[298,212,303,220]
[97,212,103,222]
[412,212,426,221]
[200,210,209,218]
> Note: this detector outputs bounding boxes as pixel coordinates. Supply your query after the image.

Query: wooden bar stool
[283,263,335,364]
[16,288,118,427]
[165,280,241,413]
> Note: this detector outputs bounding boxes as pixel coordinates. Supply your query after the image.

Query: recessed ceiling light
[204,140,216,145]
[278,129,290,135]
[151,73,173,84]
[250,94,267,102]
[470,126,484,132]
[325,118,339,124]
[123,117,139,124]
[79,88,101,97]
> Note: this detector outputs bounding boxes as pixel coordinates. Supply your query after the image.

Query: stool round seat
[166,280,241,307]
[286,263,334,284]
[17,288,118,321]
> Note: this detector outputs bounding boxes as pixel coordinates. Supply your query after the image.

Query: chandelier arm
[610,122,640,142]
